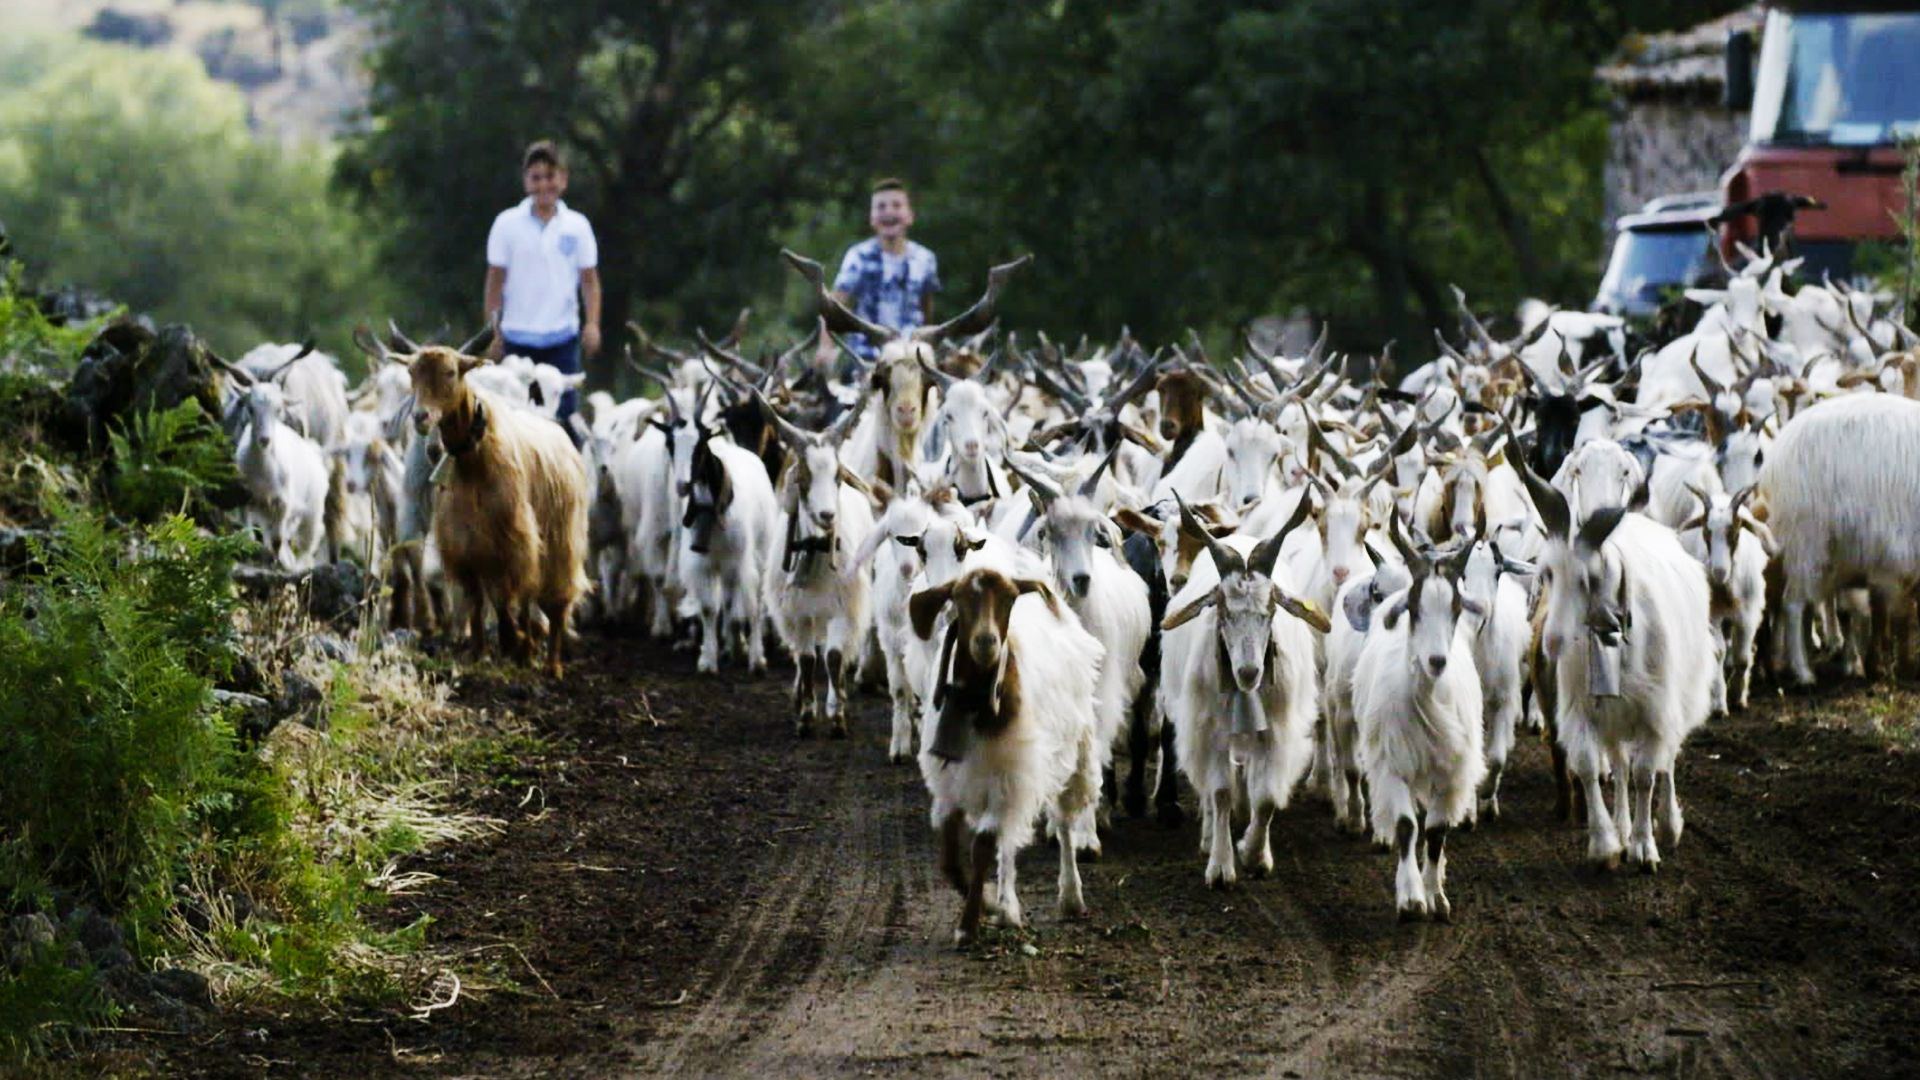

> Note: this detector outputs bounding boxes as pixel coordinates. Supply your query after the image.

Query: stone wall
[1604,100,1748,229]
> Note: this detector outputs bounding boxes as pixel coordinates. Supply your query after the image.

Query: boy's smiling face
[523,162,567,212]
[870,188,914,243]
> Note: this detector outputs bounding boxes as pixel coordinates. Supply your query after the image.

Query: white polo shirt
[486,197,599,346]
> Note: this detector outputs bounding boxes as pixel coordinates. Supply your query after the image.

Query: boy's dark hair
[871,177,910,198]
[522,140,564,173]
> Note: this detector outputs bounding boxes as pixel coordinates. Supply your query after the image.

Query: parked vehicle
[1722,4,1920,276]
[1593,193,1722,319]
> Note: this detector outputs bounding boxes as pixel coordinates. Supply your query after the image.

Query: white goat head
[1378,516,1484,680]
[1161,493,1329,693]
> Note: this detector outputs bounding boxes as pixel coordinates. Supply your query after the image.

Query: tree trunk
[1470,146,1542,286]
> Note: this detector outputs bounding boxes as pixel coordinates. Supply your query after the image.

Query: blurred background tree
[0,35,397,360]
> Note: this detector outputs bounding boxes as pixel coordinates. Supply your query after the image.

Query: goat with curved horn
[627,319,693,365]
[1501,415,1569,541]
[257,338,320,381]
[780,248,899,343]
[697,326,766,381]
[913,253,1033,343]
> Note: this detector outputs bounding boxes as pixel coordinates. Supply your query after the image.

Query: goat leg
[1123,691,1152,818]
[1154,718,1185,826]
[957,828,996,948]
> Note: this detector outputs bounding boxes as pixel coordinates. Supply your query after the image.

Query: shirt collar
[518,196,569,220]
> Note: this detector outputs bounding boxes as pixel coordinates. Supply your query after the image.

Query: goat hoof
[1397,901,1427,923]
[889,751,913,765]
[795,719,814,738]
[953,927,976,950]
[1059,897,1090,921]
[1430,896,1453,923]
[1205,867,1236,891]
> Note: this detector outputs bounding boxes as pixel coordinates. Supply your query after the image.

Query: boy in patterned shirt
[816,178,941,370]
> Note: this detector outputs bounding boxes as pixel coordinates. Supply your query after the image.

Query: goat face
[1044,499,1118,600]
[406,346,481,417]
[1539,509,1629,664]
[875,342,934,434]
[1553,441,1641,526]
[938,381,1002,465]
[1385,571,1478,680]
[1320,486,1372,588]
[1214,570,1281,692]
[246,383,286,450]
[794,442,842,535]
[879,501,934,583]
[1223,419,1285,510]
[910,568,1050,668]
[1154,370,1207,444]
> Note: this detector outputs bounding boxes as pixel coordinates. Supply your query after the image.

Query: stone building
[1597,6,1763,236]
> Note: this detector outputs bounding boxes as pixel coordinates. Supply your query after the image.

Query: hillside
[10,0,369,145]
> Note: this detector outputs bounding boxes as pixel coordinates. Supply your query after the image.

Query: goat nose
[1241,494,1258,507]
[1331,566,1350,585]
[1071,572,1091,595]
[1170,574,1187,591]
[818,509,836,525]
[1235,664,1260,688]
[1159,421,1178,440]
[964,439,981,454]
[1428,655,1448,675]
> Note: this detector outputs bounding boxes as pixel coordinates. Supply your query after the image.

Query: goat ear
[458,354,487,375]
[1113,507,1161,537]
[1274,587,1332,634]
[1681,513,1708,532]
[1738,512,1778,557]
[1014,577,1061,617]
[1160,592,1215,631]
[1380,594,1410,630]
[909,583,955,641]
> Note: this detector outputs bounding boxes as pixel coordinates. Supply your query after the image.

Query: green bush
[107,399,241,524]
[0,503,248,937]
[0,262,108,375]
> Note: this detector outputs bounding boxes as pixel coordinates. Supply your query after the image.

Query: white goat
[1518,464,1713,872]
[758,393,876,736]
[1158,496,1327,888]
[1678,485,1772,712]
[1352,526,1488,921]
[667,384,778,674]
[911,566,1103,946]
[233,382,329,570]
[1758,393,1920,685]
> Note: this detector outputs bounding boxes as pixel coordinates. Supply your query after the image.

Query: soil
[73,635,1920,1078]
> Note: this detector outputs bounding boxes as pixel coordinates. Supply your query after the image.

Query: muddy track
[101,636,1920,1078]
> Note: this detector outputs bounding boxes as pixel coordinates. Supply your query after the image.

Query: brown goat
[1154,368,1212,460]
[407,347,590,677]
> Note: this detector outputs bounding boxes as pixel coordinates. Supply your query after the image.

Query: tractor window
[1752,11,1920,145]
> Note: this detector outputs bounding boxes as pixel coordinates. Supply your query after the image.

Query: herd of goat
[211,244,1920,942]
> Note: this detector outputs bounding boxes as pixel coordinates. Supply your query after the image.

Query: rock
[213,689,276,740]
[219,649,269,696]
[278,671,327,732]
[149,967,214,1009]
[67,906,124,958]
[57,322,233,474]
[7,912,58,970]
[305,561,366,624]
[308,633,355,663]
[94,945,135,972]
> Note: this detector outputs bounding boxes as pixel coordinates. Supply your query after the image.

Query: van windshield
[1750,10,1920,146]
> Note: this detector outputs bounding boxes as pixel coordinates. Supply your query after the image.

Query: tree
[339,0,834,352]
[0,35,398,359]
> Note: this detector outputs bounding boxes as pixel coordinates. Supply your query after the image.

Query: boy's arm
[920,291,935,323]
[483,266,506,359]
[580,267,603,358]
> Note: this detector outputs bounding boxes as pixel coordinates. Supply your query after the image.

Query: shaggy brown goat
[406,346,590,677]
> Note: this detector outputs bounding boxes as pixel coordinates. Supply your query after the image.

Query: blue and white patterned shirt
[832,238,942,359]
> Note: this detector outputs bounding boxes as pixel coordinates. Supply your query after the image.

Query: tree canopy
[0,36,397,359]
[343,0,1739,365]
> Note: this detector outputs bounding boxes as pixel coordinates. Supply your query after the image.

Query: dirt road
[116,635,1920,1078]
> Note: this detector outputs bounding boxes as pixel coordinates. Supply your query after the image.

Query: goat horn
[1175,492,1242,576]
[917,352,958,393]
[1501,413,1569,541]
[912,254,1033,343]
[751,388,813,451]
[1249,488,1315,579]
[1079,443,1121,498]
[259,337,319,381]
[781,248,898,343]
[1006,457,1062,506]
[386,319,422,354]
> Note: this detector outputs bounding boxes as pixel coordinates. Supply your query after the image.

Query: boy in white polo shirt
[483,140,601,436]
